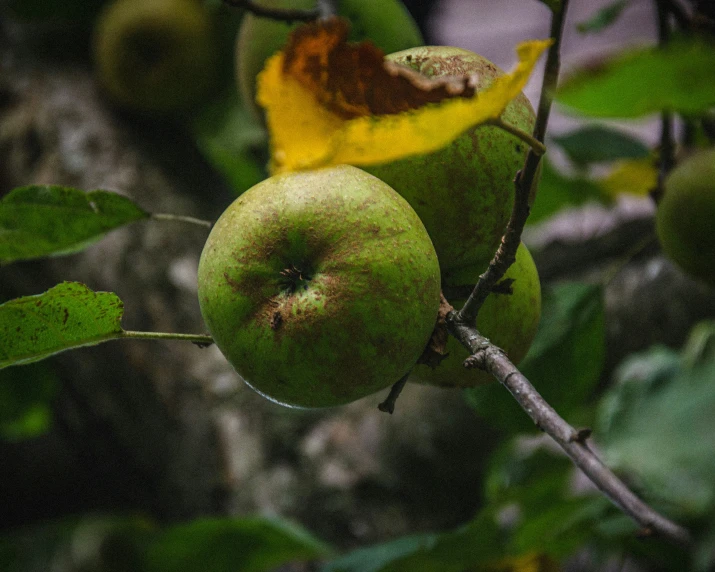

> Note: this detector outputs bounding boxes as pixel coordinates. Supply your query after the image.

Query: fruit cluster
[92,0,544,407]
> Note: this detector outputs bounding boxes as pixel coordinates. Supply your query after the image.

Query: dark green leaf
[552,125,649,166]
[576,1,630,34]
[0,185,148,264]
[597,328,715,519]
[325,510,504,572]
[0,361,59,441]
[557,38,715,118]
[0,282,124,369]
[322,534,439,572]
[528,160,606,224]
[147,517,332,572]
[191,95,267,195]
[466,283,606,433]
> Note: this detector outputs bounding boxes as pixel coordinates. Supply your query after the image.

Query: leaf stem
[150,213,213,229]
[486,118,546,156]
[121,330,214,346]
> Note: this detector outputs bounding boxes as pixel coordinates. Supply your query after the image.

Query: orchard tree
[1,0,715,571]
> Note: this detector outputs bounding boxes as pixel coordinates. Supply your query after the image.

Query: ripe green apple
[656,147,715,287]
[411,242,541,388]
[93,0,218,112]
[197,165,441,408]
[236,0,424,119]
[363,46,537,285]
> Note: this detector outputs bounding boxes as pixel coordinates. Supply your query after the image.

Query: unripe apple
[411,243,541,388]
[656,147,715,287]
[236,0,424,119]
[197,165,441,408]
[364,46,537,285]
[93,0,218,112]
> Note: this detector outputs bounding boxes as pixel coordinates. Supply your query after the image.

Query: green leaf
[322,534,439,572]
[597,328,715,519]
[0,362,59,441]
[0,282,124,369]
[576,0,630,34]
[558,38,715,118]
[191,94,267,195]
[324,511,504,572]
[0,185,148,264]
[146,517,332,572]
[552,125,649,167]
[528,160,606,224]
[466,283,606,433]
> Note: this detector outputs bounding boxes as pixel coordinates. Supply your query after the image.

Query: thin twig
[378,370,411,414]
[486,118,547,156]
[222,0,320,22]
[456,1,569,325]
[653,0,676,203]
[447,316,693,549]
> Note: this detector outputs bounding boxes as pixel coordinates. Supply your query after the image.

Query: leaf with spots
[257,18,550,173]
[0,282,125,369]
[0,185,148,264]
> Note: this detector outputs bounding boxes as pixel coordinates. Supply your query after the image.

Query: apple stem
[121,330,214,347]
[378,370,411,414]
[151,213,213,228]
[487,118,546,156]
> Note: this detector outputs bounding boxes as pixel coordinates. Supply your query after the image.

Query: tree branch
[456,1,568,325]
[445,0,692,549]
[447,315,693,549]
[222,0,320,22]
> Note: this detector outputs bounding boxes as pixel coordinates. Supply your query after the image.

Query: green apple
[656,147,715,287]
[235,0,424,119]
[93,0,218,112]
[363,46,537,285]
[197,165,441,408]
[411,243,541,388]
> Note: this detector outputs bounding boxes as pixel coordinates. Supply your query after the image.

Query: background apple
[364,46,537,286]
[197,165,441,408]
[411,243,541,388]
[93,0,218,112]
[235,0,424,120]
[656,147,715,288]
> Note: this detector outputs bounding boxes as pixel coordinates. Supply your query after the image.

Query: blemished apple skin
[364,46,537,286]
[93,0,218,112]
[411,243,541,388]
[197,165,441,408]
[236,0,424,119]
[656,147,715,288]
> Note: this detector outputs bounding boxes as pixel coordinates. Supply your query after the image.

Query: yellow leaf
[599,158,657,198]
[258,39,552,174]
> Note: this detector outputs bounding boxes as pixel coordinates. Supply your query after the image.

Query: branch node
[570,427,593,443]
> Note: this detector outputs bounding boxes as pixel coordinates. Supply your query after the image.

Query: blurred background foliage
[1,0,715,570]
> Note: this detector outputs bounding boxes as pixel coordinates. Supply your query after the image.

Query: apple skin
[411,243,541,388]
[363,46,537,285]
[197,165,441,408]
[93,0,218,112]
[236,0,424,119]
[656,148,715,287]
